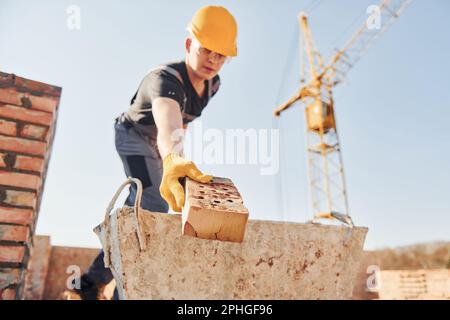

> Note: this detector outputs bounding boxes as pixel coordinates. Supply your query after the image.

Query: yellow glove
[160,153,212,212]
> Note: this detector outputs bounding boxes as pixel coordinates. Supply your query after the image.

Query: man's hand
[160,153,212,212]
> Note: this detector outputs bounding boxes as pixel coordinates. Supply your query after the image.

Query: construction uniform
[76,60,220,299]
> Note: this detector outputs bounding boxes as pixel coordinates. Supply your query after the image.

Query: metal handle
[104,177,146,251]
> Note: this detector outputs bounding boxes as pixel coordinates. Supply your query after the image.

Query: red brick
[182,177,249,243]
[3,190,36,208]
[0,135,47,156]
[28,95,59,114]
[13,76,62,97]
[0,207,34,225]
[0,119,17,136]
[0,73,14,87]
[15,155,45,173]
[0,88,59,114]
[19,124,48,141]
[45,125,54,143]
[23,236,52,300]
[0,103,54,126]
[0,153,6,168]
[0,171,41,190]
[0,268,21,287]
[0,245,25,263]
[0,88,22,106]
[0,287,17,300]
[0,225,29,242]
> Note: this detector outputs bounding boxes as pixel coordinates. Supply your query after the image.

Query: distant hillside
[365,241,450,270]
[352,242,450,300]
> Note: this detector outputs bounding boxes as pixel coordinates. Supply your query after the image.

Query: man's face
[185,37,227,80]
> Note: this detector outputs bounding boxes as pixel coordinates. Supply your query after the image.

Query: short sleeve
[143,70,185,108]
[210,75,221,98]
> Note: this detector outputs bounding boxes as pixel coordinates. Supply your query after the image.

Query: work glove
[160,153,212,212]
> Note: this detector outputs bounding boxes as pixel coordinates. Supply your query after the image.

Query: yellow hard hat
[187,6,238,57]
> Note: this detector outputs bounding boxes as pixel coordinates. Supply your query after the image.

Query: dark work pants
[81,120,169,299]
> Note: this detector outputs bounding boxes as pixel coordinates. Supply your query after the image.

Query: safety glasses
[191,38,232,64]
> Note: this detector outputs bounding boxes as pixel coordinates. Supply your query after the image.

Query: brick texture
[182,177,249,243]
[0,73,61,97]
[0,135,47,156]
[20,124,48,140]
[3,189,37,208]
[23,236,52,300]
[0,153,7,168]
[0,287,17,300]
[0,171,41,190]
[0,246,26,264]
[0,72,61,300]
[15,155,45,173]
[0,268,21,287]
[0,119,17,136]
[0,225,29,242]
[0,207,34,226]
[376,269,450,300]
[0,103,54,126]
[0,267,21,300]
[0,88,59,114]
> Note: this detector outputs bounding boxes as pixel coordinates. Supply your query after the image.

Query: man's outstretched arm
[152,97,184,158]
[152,97,212,212]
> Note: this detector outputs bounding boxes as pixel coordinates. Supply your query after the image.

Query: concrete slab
[94,206,368,300]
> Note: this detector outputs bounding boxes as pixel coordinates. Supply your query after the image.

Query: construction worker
[71,6,238,299]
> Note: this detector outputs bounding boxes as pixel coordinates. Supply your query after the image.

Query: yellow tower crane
[274,0,412,226]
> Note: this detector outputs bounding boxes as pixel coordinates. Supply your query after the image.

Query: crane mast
[274,0,412,226]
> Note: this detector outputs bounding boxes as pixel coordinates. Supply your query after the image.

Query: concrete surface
[94,206,368,300]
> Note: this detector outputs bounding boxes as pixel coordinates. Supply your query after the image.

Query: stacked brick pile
[0,72,61,299]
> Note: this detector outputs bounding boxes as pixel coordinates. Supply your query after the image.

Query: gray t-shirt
[121,61,220,134]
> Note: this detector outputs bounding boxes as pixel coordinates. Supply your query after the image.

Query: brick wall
[0,72,61,300]
[352,243,450,299]
[377,269,450,300]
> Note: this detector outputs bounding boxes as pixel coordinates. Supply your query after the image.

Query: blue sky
[0,0,449,250]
